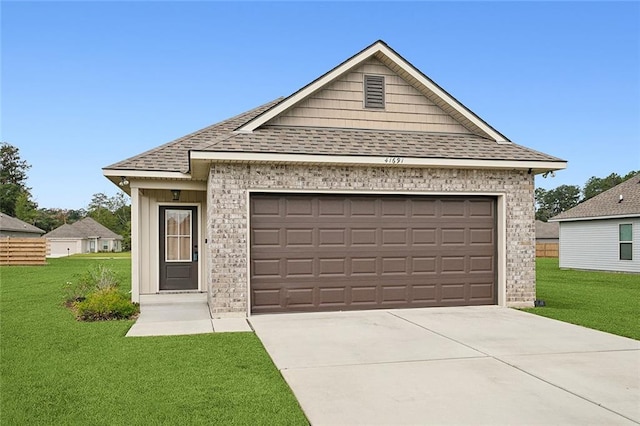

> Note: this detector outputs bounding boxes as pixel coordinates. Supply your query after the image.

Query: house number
[385,157,404,164]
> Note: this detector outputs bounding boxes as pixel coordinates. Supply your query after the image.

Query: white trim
[244,189,507,315]
[130,188,140,303]
[191,150,566,172]
[103,169,192,179]
[246,192,252,318]
[129,180,207,191]
[550,214,640,223]
[236,41,507,142]
[156,203,203,293]
[163,209,194,263]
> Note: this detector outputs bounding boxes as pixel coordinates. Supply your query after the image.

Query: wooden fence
[0,238,48,265]
[536,242,559,258]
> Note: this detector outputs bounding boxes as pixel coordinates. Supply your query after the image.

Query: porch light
[119,176,129,186]
[171,189,181,201]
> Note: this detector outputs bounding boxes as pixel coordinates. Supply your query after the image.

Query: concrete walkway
[249,306,640,425]
[126,293,251,337]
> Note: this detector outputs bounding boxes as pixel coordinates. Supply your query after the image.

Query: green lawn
[0,257,307,425]
[524,258,640,340]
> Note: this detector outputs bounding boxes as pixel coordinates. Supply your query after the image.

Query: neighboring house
[0,213,45,238]
[103,40,566,316]
[535,220,559,258]
[550,174,640,273]
[44,217,123,257]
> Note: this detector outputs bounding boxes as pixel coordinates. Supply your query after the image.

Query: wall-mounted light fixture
[119,176,130,187]
[171,189,181,201]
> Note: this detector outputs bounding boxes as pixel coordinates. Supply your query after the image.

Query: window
[102,242,109,251]
[619,224,632,260]
[364,75,385,109]
[165,209,192,262]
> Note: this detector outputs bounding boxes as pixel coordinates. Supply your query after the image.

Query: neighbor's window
[619,224,632,260]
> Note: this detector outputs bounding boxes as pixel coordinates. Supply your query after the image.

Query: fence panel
[0,238,48,265]
[536,242,559,258]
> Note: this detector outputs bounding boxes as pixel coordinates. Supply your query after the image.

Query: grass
[524,258,640,340]
[0,257,307,425]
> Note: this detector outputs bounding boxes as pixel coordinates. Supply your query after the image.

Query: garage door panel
[251,195,496,313]
[285,197,313,216]
[318,229,346,246]
[252,228,281,247]
[381,199,409,217]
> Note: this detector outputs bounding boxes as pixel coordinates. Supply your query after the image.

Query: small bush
[74,287,139,321]
[79,264,120,291]
[62,280,91,306]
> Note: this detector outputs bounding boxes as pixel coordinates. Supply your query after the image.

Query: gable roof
[104,40,566,182]
[44,217,123,240]
[551,174,640,221]
[236,40,509,142]
[0,213,45,234]
[535,220,559,239]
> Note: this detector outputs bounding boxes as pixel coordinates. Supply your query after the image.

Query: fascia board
[190,150,566,172]
[550,214,640,223]
[102,169,192,179]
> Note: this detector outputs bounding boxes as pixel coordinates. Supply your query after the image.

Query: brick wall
[207,164,535,316]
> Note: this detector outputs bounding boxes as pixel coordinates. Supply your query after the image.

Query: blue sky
[2,1,639,209]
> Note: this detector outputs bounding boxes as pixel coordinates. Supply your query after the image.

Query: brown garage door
[250,194,496,314]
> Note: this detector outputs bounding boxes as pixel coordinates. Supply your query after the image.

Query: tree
[583,171,639,201]
[14,191,38,224]
[0,142,32,216]
[535,185,581,221]
[87,192,131,250]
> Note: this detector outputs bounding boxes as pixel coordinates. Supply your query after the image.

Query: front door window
[165,209,192,262]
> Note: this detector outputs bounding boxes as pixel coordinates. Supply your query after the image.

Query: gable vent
[364,75,385,109]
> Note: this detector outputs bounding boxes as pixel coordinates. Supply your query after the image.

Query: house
[0,213,45,238]
[535,220,559,258]
[103,40,566,316]
[550,174,640,273]
[44,217,123,257]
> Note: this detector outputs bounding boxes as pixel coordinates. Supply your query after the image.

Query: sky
[2,1,639,209]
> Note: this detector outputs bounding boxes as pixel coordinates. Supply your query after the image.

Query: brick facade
[207,163,535,317]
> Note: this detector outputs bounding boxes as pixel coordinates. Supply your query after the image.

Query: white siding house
[44,217,123,257]
[551,174,640,273]
[558,218,639,273]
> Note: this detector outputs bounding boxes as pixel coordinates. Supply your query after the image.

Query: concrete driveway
[249,306,640,425]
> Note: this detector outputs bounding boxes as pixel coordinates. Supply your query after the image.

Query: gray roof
[194,126,562,162]
[0,213,45,234]
[44,217,123,240]
[104,100,563,174]
[552,174,640,221]
[535,220,559,239]
[105,99,283,172]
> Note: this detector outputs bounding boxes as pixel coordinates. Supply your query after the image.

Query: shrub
[74,287,139,321]
[79,264,120,291]
[62,280,92,306]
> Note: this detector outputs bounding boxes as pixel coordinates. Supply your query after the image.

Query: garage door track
[249,306,640,425]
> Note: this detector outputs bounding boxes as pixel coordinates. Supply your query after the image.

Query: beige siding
[137,189,207,295]
[268,58,472,133]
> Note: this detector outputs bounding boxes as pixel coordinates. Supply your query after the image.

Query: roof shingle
[104,99,283,172]
[195,126,562,162]
[552,174,640,221]
[44,217,123,239]
[0,213,45,234]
